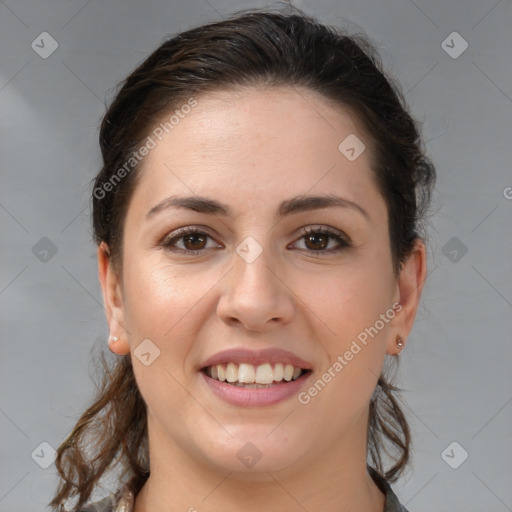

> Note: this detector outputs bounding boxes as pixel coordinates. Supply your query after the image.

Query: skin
[98,86,426,512]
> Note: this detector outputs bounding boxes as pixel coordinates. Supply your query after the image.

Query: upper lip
[199,347,313,371]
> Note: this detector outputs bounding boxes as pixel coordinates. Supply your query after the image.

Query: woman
[49,6,435,512]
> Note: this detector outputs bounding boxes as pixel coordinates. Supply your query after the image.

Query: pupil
[306,234,327,250]
[184,234,205,250]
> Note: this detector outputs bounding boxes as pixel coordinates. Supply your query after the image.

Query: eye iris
[183,233,206,250]
[305,233,328,250]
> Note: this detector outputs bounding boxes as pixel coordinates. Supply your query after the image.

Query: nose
[217,242,295,332]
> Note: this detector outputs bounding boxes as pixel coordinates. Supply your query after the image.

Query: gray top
[79,468,409,512]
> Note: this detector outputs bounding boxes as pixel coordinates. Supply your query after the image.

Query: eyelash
[160,226,351,256]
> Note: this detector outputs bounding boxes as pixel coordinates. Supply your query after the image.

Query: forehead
[167,86,367,157]
[128,86,384,221]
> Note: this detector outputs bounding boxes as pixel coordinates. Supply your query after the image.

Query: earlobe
[107,334,130,356]
[386,239,427,355]
[97,242,130,355]
[392,333,406,355]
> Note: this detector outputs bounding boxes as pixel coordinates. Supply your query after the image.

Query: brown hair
[50,5,435,510]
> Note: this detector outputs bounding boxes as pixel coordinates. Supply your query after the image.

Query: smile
[203,362,308,387]
[198,347,313,406]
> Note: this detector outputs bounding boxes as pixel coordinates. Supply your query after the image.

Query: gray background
[1,0,511,511]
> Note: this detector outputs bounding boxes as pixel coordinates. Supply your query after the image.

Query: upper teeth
[206,363,303,384]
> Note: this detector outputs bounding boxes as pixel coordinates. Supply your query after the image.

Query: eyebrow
[146,194,369,222]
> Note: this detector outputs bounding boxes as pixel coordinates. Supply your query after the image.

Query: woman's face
[100,86,424,476]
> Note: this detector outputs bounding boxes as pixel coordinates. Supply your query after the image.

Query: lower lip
[200,371,312,407]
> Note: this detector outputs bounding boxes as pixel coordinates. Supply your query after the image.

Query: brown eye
[161,228,220,254]
[293,226,352,254]
[182,233,207,251]
[304,232,329,251]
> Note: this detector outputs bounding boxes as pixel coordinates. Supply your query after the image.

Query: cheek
[301,254,394,340]
[122,255,198,334]
[317,278,390,379]
[121,255,225,375]
[121,259,205,413]
[300,272,389,424]
[298,247,394,398]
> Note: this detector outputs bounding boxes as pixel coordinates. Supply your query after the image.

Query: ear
[97,242,130,355]
[386,238,427,355]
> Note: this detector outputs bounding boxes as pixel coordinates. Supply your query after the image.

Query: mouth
[201,362,311,388]
[198,347,313,406]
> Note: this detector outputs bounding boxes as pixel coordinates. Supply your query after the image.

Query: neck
[133,415,385,512]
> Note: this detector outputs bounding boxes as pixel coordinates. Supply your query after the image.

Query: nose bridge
[234,238,274,291]
[231,235,280,301]
[217,234,294,329]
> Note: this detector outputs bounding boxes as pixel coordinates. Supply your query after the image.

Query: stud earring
[108,335,120,355]
[396,334,405,350]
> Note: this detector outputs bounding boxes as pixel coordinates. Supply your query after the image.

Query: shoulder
[78,474,408,512]
[385,489,410,512]
[77,485,134,512]
[368,466,410,512]
[77,495,114,512]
